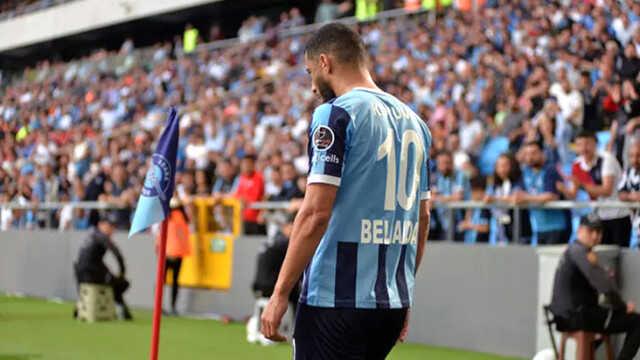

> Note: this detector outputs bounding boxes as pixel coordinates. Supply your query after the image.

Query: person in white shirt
[558,130,632,247]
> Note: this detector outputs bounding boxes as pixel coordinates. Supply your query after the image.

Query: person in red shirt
[235,154,266,235]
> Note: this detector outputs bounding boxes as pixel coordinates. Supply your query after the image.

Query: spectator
[485,153,532,244]
[558,130,632,247]
[235,154,265,235]
[516,141,572,245]
[432,151,470,241]
[73,211,133,320]
[315,0,351,23]
[212,158,238,197]
[619,140,640,247]
[459,176,490,244]
[277,162,304,201]
[549,213,640,360]
[183,23,199,55]
[99,163,134,230]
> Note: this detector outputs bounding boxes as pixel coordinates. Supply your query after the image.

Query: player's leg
[293,303,366,360]
[364,308,408,360]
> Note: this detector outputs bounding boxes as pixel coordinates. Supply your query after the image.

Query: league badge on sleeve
[312,125,335,151]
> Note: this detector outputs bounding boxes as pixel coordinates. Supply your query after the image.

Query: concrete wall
[0,0,220,52]
[9,233,640,358]
[408,243,538,358]
[0,231,544,358]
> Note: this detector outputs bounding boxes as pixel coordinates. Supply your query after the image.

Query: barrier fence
[2,200,640,244]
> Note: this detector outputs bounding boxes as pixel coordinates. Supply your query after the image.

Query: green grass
[0,295,520,360]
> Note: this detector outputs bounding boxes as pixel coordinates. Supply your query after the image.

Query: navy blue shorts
[293,303,408,360]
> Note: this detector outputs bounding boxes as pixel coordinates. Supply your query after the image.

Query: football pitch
[0,295,522,360]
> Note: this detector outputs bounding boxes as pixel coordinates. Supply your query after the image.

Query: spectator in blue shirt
[515,141,572,245]
[432,151,471,241]
[459,176,490,244]
[211,158,238,197]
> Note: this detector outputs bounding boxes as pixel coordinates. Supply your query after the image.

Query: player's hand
[260,294,288,342]
[398,309,410,343]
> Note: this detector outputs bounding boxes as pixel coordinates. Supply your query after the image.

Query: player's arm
[273,183,336,298]
[415,199,430,272]
[261,183,337,341]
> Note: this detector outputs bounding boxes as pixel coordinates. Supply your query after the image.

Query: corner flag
[129,107,180,237]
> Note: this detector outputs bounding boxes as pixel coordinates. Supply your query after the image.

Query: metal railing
[3,200,639,242]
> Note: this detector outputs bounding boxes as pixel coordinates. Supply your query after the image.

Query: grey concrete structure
[3,231,640,358]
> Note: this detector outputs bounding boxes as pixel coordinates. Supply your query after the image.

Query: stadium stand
[1,0,640,247]
[0,0,73,20]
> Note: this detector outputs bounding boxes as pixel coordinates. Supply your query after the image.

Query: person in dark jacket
[74,211,132,320]
[550,213,640,360]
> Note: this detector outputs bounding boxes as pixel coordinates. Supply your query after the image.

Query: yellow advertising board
[166,197,242,290]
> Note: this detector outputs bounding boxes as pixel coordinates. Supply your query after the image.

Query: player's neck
[332,69,380,97]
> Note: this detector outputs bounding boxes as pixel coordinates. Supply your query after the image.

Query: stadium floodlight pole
[150,219,169,360]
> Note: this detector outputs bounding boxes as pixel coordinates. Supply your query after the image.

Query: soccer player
[261,23,432,359]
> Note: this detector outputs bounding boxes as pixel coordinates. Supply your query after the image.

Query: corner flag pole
[150,219,169,360]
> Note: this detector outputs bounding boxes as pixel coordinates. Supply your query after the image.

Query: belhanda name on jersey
[312,153,340,164]
[361,219,418,245]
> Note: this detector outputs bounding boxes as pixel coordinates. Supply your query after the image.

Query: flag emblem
[143,154,172,199]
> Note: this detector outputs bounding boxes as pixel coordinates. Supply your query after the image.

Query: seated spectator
[515,141,572,245]
[431,151,470,241]
[549,214,640,360]
[235,154,265,235]
[485,153,532,244]
[558,130,632,247]
[73,211,132,320]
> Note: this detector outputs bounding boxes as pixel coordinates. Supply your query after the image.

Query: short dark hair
[575,129,597,141]
[305,22,367,67]
[470,176,486,190]
[242,153,257,161]
[435,151,452,159]
[523,140,544,150]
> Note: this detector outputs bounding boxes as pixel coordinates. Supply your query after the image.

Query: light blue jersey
[300,87,432,309]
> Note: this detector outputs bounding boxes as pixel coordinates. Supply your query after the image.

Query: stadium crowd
[0,0,71,20]
[2,0,640,246]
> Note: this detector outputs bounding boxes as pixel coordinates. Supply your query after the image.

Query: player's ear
[318,53,331,74]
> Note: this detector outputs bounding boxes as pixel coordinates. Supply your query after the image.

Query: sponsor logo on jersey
[312,153,340,164]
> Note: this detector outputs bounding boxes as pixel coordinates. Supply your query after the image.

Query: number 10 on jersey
[377,129,424,211]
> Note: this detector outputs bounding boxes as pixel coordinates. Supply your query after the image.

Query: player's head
[574,130,597,159]
[304,22,368,102]
[523,141,545,169]
[628,140,640,170]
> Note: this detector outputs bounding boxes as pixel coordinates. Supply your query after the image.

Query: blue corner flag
[129,107,180,238]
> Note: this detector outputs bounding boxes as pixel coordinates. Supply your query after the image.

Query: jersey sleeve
[307,103,351,187]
